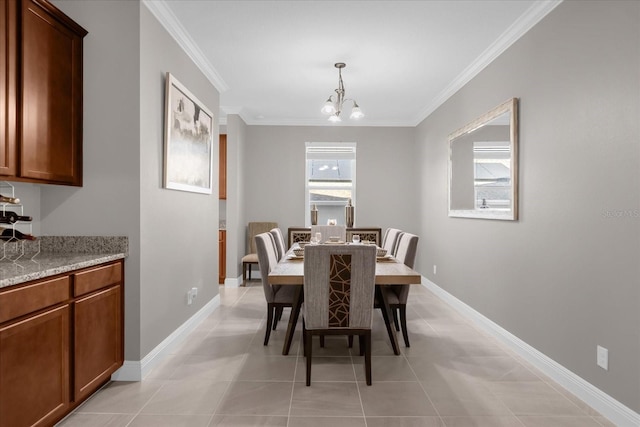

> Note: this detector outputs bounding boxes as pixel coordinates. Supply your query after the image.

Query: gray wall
[46,1,220,360]
[241,125,418,272]
[225,115,248,282]
[139,5,219,356]
[45,0,143,360]
[416,0,640,411]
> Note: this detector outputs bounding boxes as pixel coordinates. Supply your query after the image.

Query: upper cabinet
[1,0,87,186]
[219,134,227,199]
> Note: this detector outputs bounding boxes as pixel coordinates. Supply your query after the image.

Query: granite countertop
[0,236,128,289]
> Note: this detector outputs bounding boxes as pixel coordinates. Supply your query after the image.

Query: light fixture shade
[321,98,336,115]
[350,104,364,119]
[328,114,342,123]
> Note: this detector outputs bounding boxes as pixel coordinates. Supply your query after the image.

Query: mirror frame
[448,98,519,220]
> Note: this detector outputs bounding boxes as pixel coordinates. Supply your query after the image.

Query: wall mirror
[449,98,518,220]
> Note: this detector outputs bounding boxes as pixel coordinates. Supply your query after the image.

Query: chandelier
[321,62,364,122]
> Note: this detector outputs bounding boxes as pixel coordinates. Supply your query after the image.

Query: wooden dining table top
[268,245,422,286]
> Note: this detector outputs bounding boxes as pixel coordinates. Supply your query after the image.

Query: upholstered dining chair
[380,232,419,347]
[310,224,346,243]
[381,228,403,256]
[241,222,277,285]
[270,227,287,261]
[302,244,377,385]
[255,232,298,345]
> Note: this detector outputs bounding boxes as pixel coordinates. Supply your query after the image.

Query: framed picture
[163,72,214,194]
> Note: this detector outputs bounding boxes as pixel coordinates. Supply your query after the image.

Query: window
[305,142,356,226]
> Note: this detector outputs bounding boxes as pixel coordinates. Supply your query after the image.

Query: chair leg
[305,330,313,386]
[242,262,247,286]
[264,305,274,345]
[358,335,365,356]
[364,331,372,385]
[392,307,400,331]
[248,263,252,280]
[399,304,410,347]
[319,335,325,348]
[273,307,283,330]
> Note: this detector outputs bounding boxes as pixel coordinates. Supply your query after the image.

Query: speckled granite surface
[0,236,127,289]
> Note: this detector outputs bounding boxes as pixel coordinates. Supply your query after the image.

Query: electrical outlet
[191,287,198,297]
[187,289,195,306]
[597,345,608,370]
[433,265,437,275]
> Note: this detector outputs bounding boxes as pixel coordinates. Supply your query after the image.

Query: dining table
[268,244,422,355]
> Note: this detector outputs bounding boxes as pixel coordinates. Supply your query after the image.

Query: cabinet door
[20,0,86,185]
[74,284,123,402]
[0,0,16,176]
[219,134,227,199]
[0,305,70,427]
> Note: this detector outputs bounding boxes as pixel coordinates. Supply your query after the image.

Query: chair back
[382,228,403,256]
[394,232,419,268]
[248,222,278,254]
[310,225,346,243]
[255,232,279,302]
[270,227,286,260]
[303,244,376,330]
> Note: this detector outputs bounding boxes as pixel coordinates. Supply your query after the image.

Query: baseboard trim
[110,294,220,381]
[423,277,640,427]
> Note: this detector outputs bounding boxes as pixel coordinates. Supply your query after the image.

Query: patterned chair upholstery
[381,228,403,256]
[310,225,346,243]
[302,244,377,385]
[255,232,298,345]
[241,222,277,285]
[270,227,287,261]
[380,232,419,347]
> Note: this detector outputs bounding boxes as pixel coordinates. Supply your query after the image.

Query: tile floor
[57,283,615,427]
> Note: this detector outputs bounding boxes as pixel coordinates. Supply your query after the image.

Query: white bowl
[293,248,305,257]
[376,248,388,258]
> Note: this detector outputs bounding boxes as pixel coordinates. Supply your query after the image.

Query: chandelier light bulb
[350,103,364,119]
[328,114,342,123]
[321,98,336,115]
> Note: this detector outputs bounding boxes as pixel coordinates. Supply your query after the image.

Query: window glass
[305,143,356,226]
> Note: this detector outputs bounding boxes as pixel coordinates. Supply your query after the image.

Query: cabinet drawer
[74,262,122,297]
[0,276,70,323]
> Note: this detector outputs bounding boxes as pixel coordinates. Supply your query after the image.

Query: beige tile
[518,416,605,427]
[76,381,164,414]
[288,416,367,427]
[145,354,187,380]
[489,382,586,416]
[208,415,289,426]
[295,356,356,382]
[441,416,523,426]
[216,382,293,416]
[236,355,297,381]
[592,415,617,427]
[353,356,418,382]
[359,381,438,416]
[129,414,213,426]
[140,380,230,415]
[366,416,444,427]
[55,413,135,426]
[419,377,512,416]
[290,382,363,416]
[171,354,247,381]
[446,356,540,382]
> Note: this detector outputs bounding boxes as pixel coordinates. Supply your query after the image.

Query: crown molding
[143,0,229,93]
[413,0,563,126]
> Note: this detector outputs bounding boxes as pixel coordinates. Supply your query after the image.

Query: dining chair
[380,232,419,347]
[270,227,287,261]
[381,228,403,256]
[302,244,377,385]
[255,232,298,345]
[310,224,346,243]
[241,222,278,285]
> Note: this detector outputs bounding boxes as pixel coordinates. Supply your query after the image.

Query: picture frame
[163,72,214,194]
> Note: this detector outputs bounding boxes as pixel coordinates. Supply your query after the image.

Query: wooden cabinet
[219,230,226,284]
[0,259,124,427]
[0,305,70,427]
[219,134,227,199]
[0,0,87,186]
[72,262,123,402]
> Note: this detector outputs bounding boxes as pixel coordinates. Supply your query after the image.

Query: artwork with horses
[163,72,214,194]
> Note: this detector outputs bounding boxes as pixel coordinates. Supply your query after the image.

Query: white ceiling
[146,1,560,127]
